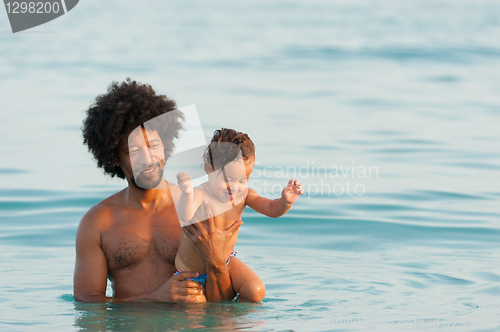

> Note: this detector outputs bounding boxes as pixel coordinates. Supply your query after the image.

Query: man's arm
[182,201,243,301]
[73,209,205,303]
[73,210,111,302]
[246,180,303,218]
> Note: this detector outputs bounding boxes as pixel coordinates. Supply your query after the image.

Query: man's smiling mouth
[142,166,155,174]
[135,163,160,178]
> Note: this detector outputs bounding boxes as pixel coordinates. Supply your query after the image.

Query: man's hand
[177,172,193,195]
[181,201,243,300]
[182,201,242,267]
[282,179,303,204]
[148,271,206,302]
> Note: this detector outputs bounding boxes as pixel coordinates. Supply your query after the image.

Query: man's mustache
[134,161,163,175]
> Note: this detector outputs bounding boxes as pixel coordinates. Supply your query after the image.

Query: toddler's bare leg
[227,257,265,303]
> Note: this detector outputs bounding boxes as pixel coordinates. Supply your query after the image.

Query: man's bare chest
[101,213,182,272]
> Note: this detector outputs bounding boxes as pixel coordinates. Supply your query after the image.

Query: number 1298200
[5,2,61,14]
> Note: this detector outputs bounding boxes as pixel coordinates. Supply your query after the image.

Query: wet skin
[175,156,304,303]
[73,128,241,302]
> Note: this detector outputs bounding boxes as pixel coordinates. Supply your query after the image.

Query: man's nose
[138,147,153,165]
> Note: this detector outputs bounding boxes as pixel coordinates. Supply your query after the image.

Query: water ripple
[284,46,500,64]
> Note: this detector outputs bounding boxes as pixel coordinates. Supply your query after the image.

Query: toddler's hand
[177,172,193,195]
[282,179,303,204]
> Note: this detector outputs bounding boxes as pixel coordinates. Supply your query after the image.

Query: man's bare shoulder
[79,188,127,231]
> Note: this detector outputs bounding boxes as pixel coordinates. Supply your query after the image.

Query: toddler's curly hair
[203,128,255,172]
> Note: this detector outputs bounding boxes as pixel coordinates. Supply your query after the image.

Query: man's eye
[240,180,247,184]
[151,145,160,149]
[130,150,138,154]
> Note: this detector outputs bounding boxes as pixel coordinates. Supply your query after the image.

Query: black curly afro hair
[82,78,184,179]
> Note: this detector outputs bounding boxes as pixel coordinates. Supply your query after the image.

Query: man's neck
[125,179,172,209]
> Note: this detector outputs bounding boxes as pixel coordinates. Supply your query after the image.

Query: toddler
[174,128,303,302]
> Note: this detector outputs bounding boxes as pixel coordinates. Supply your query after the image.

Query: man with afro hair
[74,79,242,302]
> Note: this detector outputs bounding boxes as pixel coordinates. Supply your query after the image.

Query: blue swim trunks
[174,251,238,286]
[173,270,207,286]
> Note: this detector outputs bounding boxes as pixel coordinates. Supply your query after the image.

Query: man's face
[118,127,165,190]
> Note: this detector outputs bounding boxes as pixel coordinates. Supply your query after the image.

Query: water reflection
[73,300,264,331]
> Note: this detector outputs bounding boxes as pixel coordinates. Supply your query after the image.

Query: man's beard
[131,162,164,191]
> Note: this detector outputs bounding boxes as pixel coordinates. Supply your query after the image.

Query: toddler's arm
[176,172,204,223]
[246,179,303,218]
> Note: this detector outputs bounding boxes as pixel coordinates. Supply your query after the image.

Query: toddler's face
[207,156,255,203]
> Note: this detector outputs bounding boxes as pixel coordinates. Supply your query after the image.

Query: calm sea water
[1,0,500,331]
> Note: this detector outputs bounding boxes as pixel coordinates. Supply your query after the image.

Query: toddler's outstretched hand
[177,172,193,195]
[282,179,303,204]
